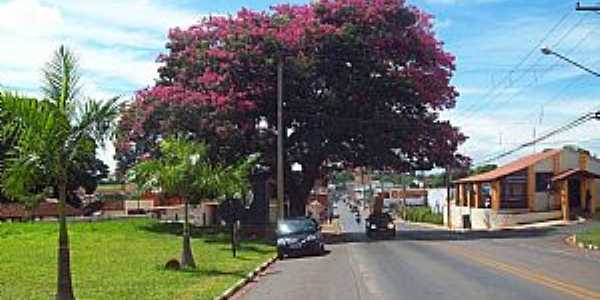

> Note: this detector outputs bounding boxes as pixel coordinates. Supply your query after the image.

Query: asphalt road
[235,204,600,300]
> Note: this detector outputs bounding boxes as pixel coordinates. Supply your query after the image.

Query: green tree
[130,136,224,268]
[0,46,119,300]
[217,156,256,257]
[115,1,469,217]
[469,164,498,176]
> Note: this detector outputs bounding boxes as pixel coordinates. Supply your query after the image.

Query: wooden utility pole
[277,59,285,220]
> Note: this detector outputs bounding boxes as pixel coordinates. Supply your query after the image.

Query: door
[568,178,581,209]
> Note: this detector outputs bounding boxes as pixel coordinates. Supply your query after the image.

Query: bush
[397,206,443,225]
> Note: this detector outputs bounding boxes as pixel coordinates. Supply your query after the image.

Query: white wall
[159,204,217,226]
[124,200,154,211]
[445,204,562,230]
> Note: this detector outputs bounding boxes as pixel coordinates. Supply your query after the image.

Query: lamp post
[541,47,600,78]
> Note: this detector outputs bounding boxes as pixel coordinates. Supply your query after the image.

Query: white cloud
[0,0,210,172]
[0,0,64,36]
[47,0,203,33]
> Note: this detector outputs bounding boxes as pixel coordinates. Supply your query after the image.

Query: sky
[1,0,600,172]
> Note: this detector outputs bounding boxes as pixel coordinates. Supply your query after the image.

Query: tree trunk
[231,222,236,257]
[56,179,75,300]
[180,198,196,268]
[288,164,319,217]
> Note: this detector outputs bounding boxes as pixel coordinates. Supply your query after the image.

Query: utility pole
[277,58,285,220]
[446,165,452,229]
[576,1,600,11]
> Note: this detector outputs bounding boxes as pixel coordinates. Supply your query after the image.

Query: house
[447,147,600,229]
[379,188,428,206]
[0,200,82,222]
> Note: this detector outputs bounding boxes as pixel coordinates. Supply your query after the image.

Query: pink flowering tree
[116,0,467,216]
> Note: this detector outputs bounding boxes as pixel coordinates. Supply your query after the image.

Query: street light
[541,47,600,78]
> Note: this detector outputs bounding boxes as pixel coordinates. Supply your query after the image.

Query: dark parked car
[365,213,396,238]
[276,217,325,259]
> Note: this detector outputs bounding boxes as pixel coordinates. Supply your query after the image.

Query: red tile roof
[0,203,27,218]
[552,168,600,181]
[0,201,82,218]
[454,149,561,184]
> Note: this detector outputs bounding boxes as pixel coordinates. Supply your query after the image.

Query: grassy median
[0,218,275,300]
[578,224,600,247]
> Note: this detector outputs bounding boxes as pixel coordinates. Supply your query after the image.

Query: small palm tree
[130,136,223,268]
[0,46,119,300]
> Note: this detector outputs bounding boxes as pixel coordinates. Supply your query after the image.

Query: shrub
[397,206,443,225]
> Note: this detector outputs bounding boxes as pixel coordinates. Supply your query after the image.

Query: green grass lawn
[578,224,600,247]
[0,219,275,300]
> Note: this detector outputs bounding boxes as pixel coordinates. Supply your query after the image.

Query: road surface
[235,203,600,300]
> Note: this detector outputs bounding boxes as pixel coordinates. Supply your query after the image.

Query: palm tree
[130,136,223,268]
[0,46,119,300]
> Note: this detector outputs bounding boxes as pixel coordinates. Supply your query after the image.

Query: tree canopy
[116,0,467,215]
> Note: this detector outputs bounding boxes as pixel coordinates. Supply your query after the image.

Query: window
[481,183,492,208]
[501,170,528,209]
[535,172,553,192]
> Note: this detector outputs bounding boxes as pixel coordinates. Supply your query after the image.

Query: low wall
[158,204,217,226]
[124,200,154,211]
[444,204,562,230]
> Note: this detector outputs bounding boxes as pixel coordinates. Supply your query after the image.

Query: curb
[214,255,278,300]
[565,234,600,251]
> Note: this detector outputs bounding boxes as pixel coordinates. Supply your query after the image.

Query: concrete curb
[565,234,600,251]
[214,255,278,300]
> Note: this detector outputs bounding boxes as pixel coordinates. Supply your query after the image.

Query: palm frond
[1,150,46,201]
[42,45,80,114]
[70,96,120,150]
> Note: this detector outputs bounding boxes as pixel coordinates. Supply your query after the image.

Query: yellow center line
[443,243,600,300]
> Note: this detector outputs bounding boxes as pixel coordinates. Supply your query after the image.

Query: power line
[456,10,574,118]
[460,13,588,122]
[474,109,599,165]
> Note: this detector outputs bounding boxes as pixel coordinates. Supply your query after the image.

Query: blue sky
[1,0,600,171]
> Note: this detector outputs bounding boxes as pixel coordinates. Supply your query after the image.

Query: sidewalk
[395,217,585,232]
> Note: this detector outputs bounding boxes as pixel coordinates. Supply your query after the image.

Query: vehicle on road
[365,212,396,238]
[276,217,325,259]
